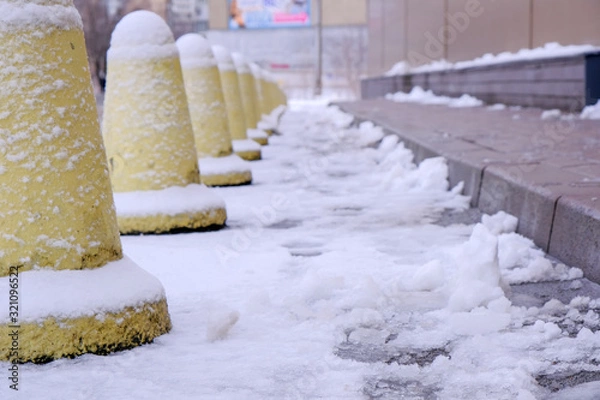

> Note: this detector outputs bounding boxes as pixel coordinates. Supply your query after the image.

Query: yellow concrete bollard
[231,52,269,146]
[103,11,226,233]
[176,34,252,187]
[252,65,287,135]
[213,45,262,161]
[0,0,171,363]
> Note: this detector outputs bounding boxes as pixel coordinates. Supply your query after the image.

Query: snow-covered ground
[3,101,600,399]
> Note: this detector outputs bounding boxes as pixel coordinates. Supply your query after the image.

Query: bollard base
[0,257,171,363]
[113,184,227,234]
[233,139,262,161]
[199,154,253,187]
[247,129,269,146]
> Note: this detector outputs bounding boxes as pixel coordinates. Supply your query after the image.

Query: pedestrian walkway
[337,98,600,284]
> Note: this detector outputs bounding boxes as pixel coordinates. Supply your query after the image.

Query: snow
[211,45,236,71]
[541,109,562,120]
[386,86,484,108]
[175,33,217,69]
[107,10,178,61]
[0,0,83,31]
[113,183,225,217]
[2,101,598,399]
[247,129,268,140]
[258,105,287,129]
[231,52,251,74]
[386,42,600,75]
[199,154,252,176]
[0,256,165,323]
[581,101,600,120]
[232,138,261,152]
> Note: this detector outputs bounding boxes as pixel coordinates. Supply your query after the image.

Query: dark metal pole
[315,0,323,96]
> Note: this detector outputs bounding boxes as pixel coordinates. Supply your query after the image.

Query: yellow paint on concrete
[238,72,259,130]
[118,207,227,234]
[259,78,274,117]
[220,70,249,141]
[103,55,200,192]
[251,137,269,146]
[0,27,122,277]
[236,150,262,161]
[181,65,232,159]
[202,170,253,187]
[0,299,171,363]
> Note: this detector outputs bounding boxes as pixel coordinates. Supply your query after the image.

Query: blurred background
[76,0,600,100]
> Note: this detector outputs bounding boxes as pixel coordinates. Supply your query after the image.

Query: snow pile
[386,42,599,75]
[199,154,252,176]
[258,105,288,130]
[541,109,562,120]
[487,103,508,111]
[384,61,410,77]
[175,33,217,69]
[581,101,600,120]
[0,256,165,323]
[446,223,506,312]
[232,138,261,152]
[108,10,178,61]
[247,129,269,140]
[386,86,483,108]
[113,184,226,217]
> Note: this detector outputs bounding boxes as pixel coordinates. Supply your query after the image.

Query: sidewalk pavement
[336,99,600,284]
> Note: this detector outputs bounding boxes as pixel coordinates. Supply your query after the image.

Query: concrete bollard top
[231,52,252,74]
[108,10,178,61]
[176,33,217,69]
[0,0,83,31]
[212,45,236,71]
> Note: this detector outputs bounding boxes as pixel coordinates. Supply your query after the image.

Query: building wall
[209,0,367,29]
[123,0,167,18]
[321,0,367,26]
[447,0,530,62]
[367,0,600,76]
[532,0,600,48]
[208,0,228,29]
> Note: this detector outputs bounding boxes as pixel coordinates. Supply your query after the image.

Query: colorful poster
[228,0,311,29]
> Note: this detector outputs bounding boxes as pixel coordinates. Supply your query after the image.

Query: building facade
[367,0,600,76]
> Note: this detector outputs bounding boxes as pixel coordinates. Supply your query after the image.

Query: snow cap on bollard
[0,0,171,363]
[103,11,227,233]
[232,52,269,146]
[213,45,262,161]
[176,34,252,187]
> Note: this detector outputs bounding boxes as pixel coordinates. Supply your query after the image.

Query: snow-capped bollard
[231,52,268,146]
[212,45,262,161]
[176,34,252,187]
[103,11,226,233]
[251,65,287,135]
[0,0,171,363]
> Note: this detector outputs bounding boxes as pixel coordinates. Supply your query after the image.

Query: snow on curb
[386,86,483,108]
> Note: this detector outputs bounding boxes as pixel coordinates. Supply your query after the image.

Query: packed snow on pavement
[2,100,600,400]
